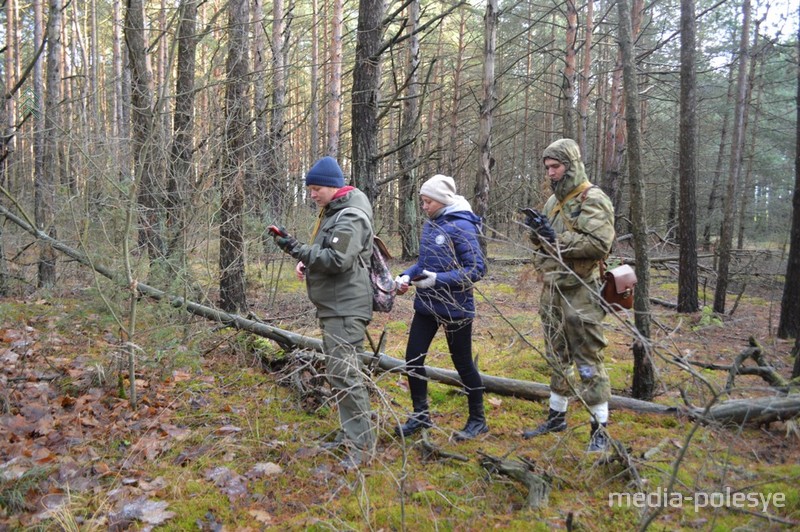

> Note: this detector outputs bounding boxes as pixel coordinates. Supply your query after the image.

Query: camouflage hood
[542,138,588,202]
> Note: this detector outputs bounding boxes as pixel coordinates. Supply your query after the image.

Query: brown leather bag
[601,263,637,310]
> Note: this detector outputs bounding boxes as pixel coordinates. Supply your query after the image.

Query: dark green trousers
[319,316,376,452]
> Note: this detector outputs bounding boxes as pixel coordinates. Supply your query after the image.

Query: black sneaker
[395,413,432,438]
[453,418,489,442]
[587,423,610,453]
[522,409,567,439]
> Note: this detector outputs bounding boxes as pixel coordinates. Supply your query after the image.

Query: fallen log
[3,204,799,427]
[695,396,800,426]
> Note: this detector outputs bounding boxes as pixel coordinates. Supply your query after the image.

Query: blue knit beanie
[305,156,345,188]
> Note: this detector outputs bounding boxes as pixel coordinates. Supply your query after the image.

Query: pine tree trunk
[714,0,750,315]
[219,0,249,313]
[778,4,800,340]
[398,0,421,260]
[474,0,498,243]
[618,0,654,400]
[677,0,699,313]
[351,0,385,203]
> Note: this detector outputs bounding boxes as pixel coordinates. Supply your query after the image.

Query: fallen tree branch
[683,337,794,391]
[478,451,551,509]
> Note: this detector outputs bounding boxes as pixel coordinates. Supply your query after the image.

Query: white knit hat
[419,174,457,205]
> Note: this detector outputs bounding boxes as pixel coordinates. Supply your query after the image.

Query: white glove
[394,275,410,295]
[411,270,437,289]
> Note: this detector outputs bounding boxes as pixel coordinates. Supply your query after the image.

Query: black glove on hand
[520,208,556,244]
[272,227,302,257]
[536,215,556,244]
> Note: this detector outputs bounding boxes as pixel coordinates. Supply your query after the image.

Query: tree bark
[714,0,750,314]
[677,0,699,313]
[219,0,249,313]
[576,0,593,157]
[126,0,164,265]
[737,23,763,250]
[265,0,289,217]
[166,0,198,265]
[326,0,343,157]
[37,0,62,288]
[351,0,385,203]
[473,0,498,254]
[398,0,421,260]
[778,2,800,339]
[561,0,577,139]
[617,0,654,400]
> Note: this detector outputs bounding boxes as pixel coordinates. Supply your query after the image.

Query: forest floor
[1,252,799,531]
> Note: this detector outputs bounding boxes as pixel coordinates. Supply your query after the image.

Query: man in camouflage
[521,138,616,452]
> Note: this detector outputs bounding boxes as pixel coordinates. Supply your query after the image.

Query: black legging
[405,312,484,410]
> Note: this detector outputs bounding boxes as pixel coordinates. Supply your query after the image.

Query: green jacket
[294,187,374,320]
[534,139,616,288]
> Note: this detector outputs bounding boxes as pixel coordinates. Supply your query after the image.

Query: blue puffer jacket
[401,197,486,320]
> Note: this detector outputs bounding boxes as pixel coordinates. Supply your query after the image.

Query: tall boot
[395,385,432,438]
[522,408,567,439]
[587,421,610,452]
[453,395,489,442]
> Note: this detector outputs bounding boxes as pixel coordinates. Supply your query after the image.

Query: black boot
[453,398,489,442]
[396,375,431,438]
[522,408,567,439]
[395,411,432,437]
[587,422,609,452]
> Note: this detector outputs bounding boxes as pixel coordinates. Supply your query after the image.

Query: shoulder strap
[547,181,596,231]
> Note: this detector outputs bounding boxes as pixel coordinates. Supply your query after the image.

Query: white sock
[549,393,569,413]
[589,402,609,424]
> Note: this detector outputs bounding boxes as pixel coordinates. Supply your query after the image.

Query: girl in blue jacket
[394,174,488,441]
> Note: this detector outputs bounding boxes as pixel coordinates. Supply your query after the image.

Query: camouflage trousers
[539,278,611,406]
[319,316,376,453]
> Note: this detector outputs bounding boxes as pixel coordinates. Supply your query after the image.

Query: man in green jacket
[272,156,376,469]
[521,138,616,452]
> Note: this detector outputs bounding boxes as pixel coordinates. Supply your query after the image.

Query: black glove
[520,208,556,244]
[271,226,302,257]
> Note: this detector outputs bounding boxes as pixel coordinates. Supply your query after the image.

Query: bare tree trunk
[112,0,129,182]
[36,0,62,288]
[677,0,699,313]
[473,0,498,252]
[0,0,16,294]
[703,63,735,251]
[326,0,342,157]
[778,3,800,340]
[618,0,654,400]
[446,8,467,178]
[219,0,249,313]
[714,0,750,315]
[309,0,320,159]
[398,0,421,260]
[266,0,290,217]
[252,0,267,208]
[166,0,198,265]
[577,0,593,157]
[126,0,164,266]
[601,48,624,213]
[561,0,577,139]
[737,35,764,250]
[351,0,384,202]
[33,0,46,279]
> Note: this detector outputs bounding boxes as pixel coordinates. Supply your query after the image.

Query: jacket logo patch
[435,234,446,245]
[331,232,351,253]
